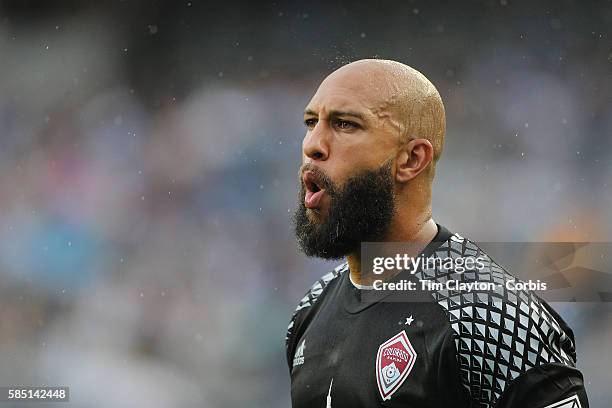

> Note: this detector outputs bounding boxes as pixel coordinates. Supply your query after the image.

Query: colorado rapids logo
[375,330,417,400]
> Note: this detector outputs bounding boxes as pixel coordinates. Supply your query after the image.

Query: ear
[395,139,434,183]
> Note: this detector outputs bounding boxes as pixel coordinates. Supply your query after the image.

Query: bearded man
[287,59,588,408]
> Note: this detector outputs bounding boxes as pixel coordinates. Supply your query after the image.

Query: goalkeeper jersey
[285,225,588,407]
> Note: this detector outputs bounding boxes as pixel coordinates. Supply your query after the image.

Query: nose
[302,121,330,162]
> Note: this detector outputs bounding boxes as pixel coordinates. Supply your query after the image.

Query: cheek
[323,155,356,187]
[332,137,391,172]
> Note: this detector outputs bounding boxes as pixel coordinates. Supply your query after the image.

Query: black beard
[293,161,395,259]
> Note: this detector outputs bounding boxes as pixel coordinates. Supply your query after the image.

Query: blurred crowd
[0,1,610,406]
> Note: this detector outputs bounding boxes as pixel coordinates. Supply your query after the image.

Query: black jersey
[286,225,588,408]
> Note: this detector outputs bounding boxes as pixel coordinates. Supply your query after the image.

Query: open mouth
[303,171,326,209]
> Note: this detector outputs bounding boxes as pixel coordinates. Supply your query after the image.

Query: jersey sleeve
[439,286,589,408]
[423,235,589,407]
[285,263,347,370]
[493,363,588,407]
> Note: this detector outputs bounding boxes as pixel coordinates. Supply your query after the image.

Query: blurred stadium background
[0,0,610,406]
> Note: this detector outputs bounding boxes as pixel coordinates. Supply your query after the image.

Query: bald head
[297,59,444,256]
[319,59,446,163]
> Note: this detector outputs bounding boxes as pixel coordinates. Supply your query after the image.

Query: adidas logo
[293,339,306,367]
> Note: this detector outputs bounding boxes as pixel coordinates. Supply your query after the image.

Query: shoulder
[417,233,577,407]
[285,262,348,349]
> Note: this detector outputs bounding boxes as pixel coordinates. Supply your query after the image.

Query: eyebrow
[303,109,367,122]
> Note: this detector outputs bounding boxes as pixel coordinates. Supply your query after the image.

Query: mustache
[299,163,335,192]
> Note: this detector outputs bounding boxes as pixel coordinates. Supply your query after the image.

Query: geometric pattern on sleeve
[414,234,577,408]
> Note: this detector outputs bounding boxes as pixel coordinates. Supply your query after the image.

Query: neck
[347,212,437,287]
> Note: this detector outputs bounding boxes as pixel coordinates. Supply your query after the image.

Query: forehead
[305,71,392,115]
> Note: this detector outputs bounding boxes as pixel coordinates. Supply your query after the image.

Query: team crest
[375,330,417,400]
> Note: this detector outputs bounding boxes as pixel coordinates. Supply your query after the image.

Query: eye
[334,119,358,130]
[304,118,317,129]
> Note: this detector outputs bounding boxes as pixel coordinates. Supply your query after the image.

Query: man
[286,59,588,407]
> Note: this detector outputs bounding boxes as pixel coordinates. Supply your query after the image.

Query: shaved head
[319,59,446,165]
[295,58,445,259]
